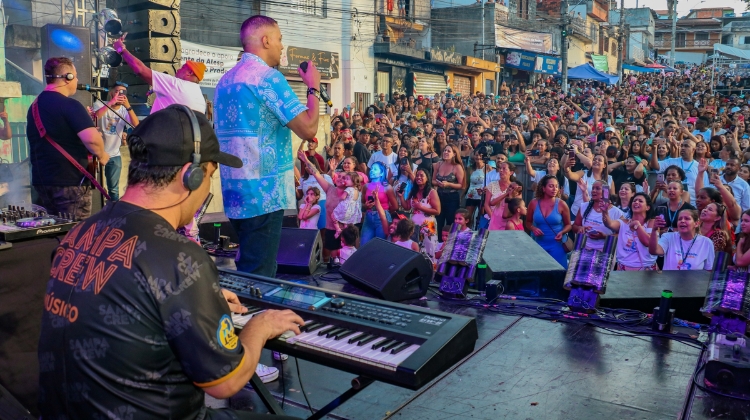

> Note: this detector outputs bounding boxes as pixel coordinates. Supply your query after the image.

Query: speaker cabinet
[121,9,181,38]
[277,228,322,275]
[40,24,92,107]
[117,0,181,12]
[127,36,181,63]
[340,238,433,301]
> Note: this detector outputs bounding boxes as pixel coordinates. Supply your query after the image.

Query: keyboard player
[37,108,304,419]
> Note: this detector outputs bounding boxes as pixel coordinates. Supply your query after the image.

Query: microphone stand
[89,92,135,129]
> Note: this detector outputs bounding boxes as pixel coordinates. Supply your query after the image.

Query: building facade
[655,7,732,64]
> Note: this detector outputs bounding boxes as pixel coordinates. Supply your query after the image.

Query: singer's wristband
[307,87,320,99]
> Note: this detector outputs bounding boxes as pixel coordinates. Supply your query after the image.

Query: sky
[621,0,748,16]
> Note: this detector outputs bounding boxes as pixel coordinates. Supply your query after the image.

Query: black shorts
[465,198,481,207]
[324,228,342,251]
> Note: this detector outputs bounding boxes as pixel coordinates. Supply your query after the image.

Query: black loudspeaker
[277,228,322,275]
[340,238,433,301]
[126,37,181,63]
[121,9,181,38]
[40,24,92,107]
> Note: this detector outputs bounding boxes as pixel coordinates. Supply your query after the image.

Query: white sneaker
[272,351,288,361]
[255,363,279,383]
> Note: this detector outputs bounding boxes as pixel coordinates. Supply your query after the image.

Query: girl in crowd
[399,168,440,255]
[393,219,420,252]
[331,171,363,238]
[454,208,472,232]
[465,151,490,224]
[739,165,750,183]
[389,146,416,196]
[601,192,658,270]
[651,165,690,207]
[338,225,359,264]
[608,155,646,193]
[505,132,526,163]
[698,202,731,254]
[649,209,715,270]
[484,162,519,230]
[297,187,321,230]
[525,155,569,202]
[297,155,331,230]
[413,136,440,172]
[573,180,624,252]
[616,182,636,216]
[505,198,527,231]
[526,175,572,269]
[695,159,742,225]
[360,162,397,246]
[657,181,696,231]
[733,210,750,267]
[335,156,369,184]
[565,153,615,220]
[433,145,466,240]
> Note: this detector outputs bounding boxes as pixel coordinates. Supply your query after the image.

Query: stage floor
[211,257,750,420]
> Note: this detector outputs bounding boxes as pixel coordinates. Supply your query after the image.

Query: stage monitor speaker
[277,228,322,275]
[339,238,433,301]
[40,24,92,107]
[127,36,181,63]
[121,9,181,37]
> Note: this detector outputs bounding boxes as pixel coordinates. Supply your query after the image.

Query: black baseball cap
[130,105,242,168]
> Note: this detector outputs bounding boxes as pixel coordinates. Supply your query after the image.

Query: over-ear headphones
[172,105,203,191]
[46,73,75,81]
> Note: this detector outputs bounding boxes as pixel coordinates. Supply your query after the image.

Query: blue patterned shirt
[214,53,307,219]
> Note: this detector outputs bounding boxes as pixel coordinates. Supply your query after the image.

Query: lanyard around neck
[678,235,698,268]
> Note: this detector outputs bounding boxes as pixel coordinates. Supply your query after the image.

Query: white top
[299,203,320,229]
[93,102,131,156]
[532,171,570,197]
[578,205,624,251]
[616,219,657,268]
[658,232,715,270]
[571,173,614,219]
[466,168,487,201]
[659,158,699,206]
[340,245,357,264]
[150,71,207,114]
[368,151,398,169]
[394,239,415,250]
[298,174,332,201]
[716,175,750,212]
[708,159,726,171]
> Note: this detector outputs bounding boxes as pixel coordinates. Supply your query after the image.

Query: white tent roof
[713,44,750,61]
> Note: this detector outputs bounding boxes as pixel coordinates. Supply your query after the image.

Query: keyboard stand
[306,376,374,420]
[247,373,287,416]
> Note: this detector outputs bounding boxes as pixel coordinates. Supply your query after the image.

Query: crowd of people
[294,66,750,273]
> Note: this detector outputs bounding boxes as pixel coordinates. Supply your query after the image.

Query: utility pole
[616,0,625,81]
[561,0,569,94]
[669,0,677,67]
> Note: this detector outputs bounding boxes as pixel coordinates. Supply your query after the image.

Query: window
[517,0,528,19]
[676,33,686,47]
[694,32,709,41]
[291,0,326,17]
[603,36,609,52]
[744,36,750,44]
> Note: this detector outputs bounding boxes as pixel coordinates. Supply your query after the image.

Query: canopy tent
[710,44,750,92]
[644,63,678,72]
[567,63,619,84]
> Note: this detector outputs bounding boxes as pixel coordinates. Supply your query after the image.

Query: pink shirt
[365,182,390,211]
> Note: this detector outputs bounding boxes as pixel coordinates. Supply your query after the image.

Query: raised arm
[297,151,331,190]
[114,36,153,85]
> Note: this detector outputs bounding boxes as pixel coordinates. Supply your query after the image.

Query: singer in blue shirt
[214,15,321,277]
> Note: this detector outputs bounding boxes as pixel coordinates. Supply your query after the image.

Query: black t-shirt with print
[38,201,245,420]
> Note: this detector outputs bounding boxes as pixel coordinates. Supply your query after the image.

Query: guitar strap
[31,99,110,200]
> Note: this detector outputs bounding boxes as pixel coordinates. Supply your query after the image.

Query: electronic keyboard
[219,269,478,390]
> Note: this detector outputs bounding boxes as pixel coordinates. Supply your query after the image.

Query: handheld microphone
[299,61,333,108]
[77,84,109,93]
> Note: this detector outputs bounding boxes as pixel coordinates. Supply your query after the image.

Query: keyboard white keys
[232,309,266,328]
[282,322,423,371]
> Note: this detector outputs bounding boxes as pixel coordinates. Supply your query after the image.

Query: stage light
[96,47,122,67]
[98,9,122,37]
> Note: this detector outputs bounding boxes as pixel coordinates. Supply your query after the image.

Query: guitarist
[26,57,109,219]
